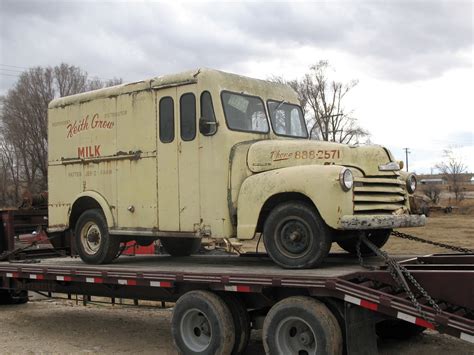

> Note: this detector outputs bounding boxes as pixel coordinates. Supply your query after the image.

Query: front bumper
[339,214,426,230]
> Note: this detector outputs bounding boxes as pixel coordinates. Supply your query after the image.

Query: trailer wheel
[172,290,235,355]
[376,319,425,340]
[263,202,331,269]
[263,296,343,355]
[75,209,120,264]
[221,294,251,354]
[0,290,28,305]
[160,237,201,256]
[337,229,391,256]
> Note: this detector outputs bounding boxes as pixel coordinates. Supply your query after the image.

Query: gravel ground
[1,298,472,355]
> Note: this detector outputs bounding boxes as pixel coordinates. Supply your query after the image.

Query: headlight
[406,174,417,193]
[339,168,353,191]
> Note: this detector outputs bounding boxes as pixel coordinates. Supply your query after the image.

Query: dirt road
[1,298,473,354]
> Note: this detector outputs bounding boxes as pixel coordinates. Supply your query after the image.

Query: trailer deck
[1,252,473,346]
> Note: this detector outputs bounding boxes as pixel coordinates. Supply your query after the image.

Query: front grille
[353,176,407,214]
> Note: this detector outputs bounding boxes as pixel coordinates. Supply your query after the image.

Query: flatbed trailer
[1,251,473,354]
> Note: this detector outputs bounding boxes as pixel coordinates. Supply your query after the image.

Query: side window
[159,96,174,143]
[200,91,217,136]
[180,93,196,141]
[221,91,269,133]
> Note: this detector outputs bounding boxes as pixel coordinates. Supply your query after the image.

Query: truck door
[176,85,200,232]
[156,85,200,233]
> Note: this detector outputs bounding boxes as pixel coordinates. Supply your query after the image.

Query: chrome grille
[353,176,407,214]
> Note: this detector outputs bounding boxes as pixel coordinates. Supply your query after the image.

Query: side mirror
[199,116,218,136]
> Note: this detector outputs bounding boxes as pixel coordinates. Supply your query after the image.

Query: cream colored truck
[47,68,425,268]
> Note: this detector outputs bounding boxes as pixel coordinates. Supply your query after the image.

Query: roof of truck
[48,68,296,109]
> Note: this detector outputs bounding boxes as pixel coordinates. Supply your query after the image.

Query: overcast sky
[0,0,472,173]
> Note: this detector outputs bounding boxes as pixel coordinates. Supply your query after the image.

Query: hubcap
[80,222,102,255]
[276,317,317,355]
[180,309,212,352]
[276,217,312,258]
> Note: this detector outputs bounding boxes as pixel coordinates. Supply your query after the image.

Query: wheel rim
[80,221,102,255]
[180,308,212,352]
[275,316,317,355]
[275,217,312,258]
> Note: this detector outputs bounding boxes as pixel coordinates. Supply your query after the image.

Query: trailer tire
[337,229,391,256]
[263,296,343,355]
[263,202,331,269]
[160,237,201,256]
[75,209,120,264]
[221,294,251,355]
[376,319,425,340]
[172,290,235,355]
[0,290,28,305]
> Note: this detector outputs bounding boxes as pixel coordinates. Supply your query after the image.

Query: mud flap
[344,302,378,355]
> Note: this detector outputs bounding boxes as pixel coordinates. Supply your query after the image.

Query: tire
[263,202,331,269]
[376,319,425,340]
[337,229,391,256]
[172,290,235,355]
[221,294,251,355]
[160,237,201,256]
[74,209,121,264]
[0,290,28,305]
[263,296,343,355]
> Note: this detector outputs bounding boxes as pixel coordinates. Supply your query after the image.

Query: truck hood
[247,140,396,176]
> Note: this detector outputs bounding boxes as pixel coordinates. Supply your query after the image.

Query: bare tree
[435,148,467,202]
[0,63,122,206]
[270,61,369,144]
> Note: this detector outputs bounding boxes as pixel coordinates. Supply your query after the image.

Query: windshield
[267,100,308,138]
[221,91,269,133]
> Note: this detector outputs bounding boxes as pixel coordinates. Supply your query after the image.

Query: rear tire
[263,296,343,355]
[0,290,28,305]
[172,290,235,355]
[74,209,120,264]
[160,237,201,256]
[221,294,251,355]
[376,319,425,340]
[263,202,331,269]
[337,229,391,256]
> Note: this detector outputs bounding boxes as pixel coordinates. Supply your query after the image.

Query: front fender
[237,165,353,239]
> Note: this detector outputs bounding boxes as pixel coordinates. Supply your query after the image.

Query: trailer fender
[236,165,353,239]
[69,191,116,229]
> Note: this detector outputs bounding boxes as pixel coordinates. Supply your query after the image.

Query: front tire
[75,209,121,264]
[160,237,201,256]
[263,296,343,355]
[337,229,391,256]
[172,290,235,355]
[263,202,331,269]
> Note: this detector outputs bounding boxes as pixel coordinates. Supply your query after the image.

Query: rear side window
[200,91,217,136]
[221,91,269,133]
[159,97,174,143]
[180,93,196,141]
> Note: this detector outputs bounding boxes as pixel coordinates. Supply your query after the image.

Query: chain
[357,234,442,323]
[391,230,473,253]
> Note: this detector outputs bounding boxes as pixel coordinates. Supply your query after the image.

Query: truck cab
[48,68,424,268]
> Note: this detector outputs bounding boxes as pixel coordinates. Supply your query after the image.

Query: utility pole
[403,148,410,172]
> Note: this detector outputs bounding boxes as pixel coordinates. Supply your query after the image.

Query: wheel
[74,209,121,264]
[221,294,251,355]
[171,290,235,355]
[337,229,391,256]
[0,290,28,305]
[263,202,331,269]
[376,319,425,340]
[263,296,343,355]
[160,237,201,256]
